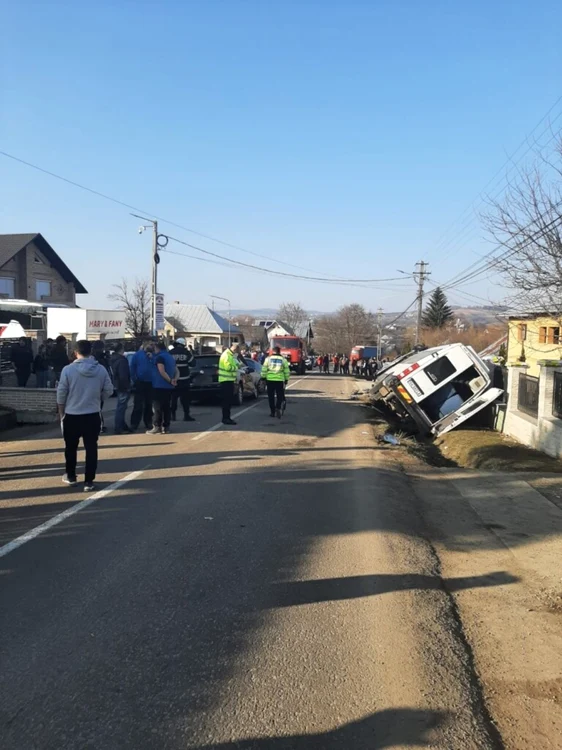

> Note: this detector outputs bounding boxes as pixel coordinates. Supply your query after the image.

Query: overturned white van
[371,343,503,437]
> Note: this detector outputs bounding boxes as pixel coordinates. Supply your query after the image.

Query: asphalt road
[0,376,499,749]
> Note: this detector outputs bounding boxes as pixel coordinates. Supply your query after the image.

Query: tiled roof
[0,233,87,294]
[164,304,241,334]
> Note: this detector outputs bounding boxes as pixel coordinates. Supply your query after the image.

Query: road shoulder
[378,432,562,749]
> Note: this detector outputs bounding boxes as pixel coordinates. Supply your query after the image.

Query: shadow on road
[266,571,519,608]
[189,708,448,748]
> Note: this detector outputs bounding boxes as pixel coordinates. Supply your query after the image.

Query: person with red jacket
[333,354,340,374]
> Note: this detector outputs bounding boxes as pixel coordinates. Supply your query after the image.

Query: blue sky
[2,0,561,314]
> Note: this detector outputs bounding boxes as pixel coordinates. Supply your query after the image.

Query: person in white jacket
[57,340,114,491]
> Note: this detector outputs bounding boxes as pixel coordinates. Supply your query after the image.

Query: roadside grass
[433,429,562,473]
[361,401,562,473]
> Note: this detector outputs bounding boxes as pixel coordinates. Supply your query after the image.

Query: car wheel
[236,383,244,406]
[251,382,259,400]
[258,378,266,394]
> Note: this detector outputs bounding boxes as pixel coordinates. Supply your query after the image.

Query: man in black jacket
[170,338,196,422]
[110,343,132,434]
[11,338,34,387]
[49,335,69,384]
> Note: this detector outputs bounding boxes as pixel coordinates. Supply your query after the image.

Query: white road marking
[192,379,304,442]
[0,471,144,559]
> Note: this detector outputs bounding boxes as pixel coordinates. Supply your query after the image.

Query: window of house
[36,280,52,299]
[0,277,15,297]
[517,323,527,342]
[539,326,547,344]
[548,327,560,345]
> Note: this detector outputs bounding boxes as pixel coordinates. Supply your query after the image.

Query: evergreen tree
[422,287,454,329]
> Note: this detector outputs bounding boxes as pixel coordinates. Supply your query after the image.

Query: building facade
[0,233,86,306]
[507,314,562,377]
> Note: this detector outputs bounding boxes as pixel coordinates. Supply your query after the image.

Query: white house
[165,303,243,351]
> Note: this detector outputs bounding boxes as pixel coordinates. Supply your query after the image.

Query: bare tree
[277,302,309,333]
[108,278,151,338]
[314,304,376,353]
[482,139,562,317]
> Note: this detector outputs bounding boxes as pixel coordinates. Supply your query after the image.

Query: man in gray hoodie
[57,339,114,491]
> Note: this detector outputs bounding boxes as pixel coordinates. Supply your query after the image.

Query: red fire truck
[269,335,307,375]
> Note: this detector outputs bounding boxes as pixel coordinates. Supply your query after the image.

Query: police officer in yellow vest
[262,346,290,418]
[218,342,242,425]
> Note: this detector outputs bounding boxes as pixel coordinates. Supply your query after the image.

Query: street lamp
[210,295,232,347]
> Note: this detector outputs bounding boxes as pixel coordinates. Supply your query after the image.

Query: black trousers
[63,412,102,483]
[171,384,191,417]
[153,389,172,429]
[267,381,285,414]
[131,381,153,429]
[16,368,31,387]
[220,381,235,421]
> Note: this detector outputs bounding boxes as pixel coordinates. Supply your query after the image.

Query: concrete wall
[503,362,562,459]
[0,240,76,305]
[0,386,58,424]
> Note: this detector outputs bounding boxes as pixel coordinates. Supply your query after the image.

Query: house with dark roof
[0,233,87,306]
[164,303,243,351]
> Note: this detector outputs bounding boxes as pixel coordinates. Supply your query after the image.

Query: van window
[419,366,480,423]
[424,356,456,385]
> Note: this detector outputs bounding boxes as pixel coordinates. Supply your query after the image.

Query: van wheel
[252,383,259,400]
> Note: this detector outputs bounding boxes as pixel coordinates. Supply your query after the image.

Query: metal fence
[553,371,562,419]
[518,373,539,418]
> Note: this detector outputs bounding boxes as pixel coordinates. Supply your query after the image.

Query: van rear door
[431,387,503,436]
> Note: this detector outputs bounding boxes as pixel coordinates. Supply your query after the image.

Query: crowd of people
[55,337,197,492]
[311,352,379,380]
[8,335,72,388]
[53,337,291,491]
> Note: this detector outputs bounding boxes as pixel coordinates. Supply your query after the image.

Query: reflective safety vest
[218,348,239,382]
[262,355,290,382]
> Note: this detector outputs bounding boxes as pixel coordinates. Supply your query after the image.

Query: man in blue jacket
[147,341,178,435]
[130,341,154,432]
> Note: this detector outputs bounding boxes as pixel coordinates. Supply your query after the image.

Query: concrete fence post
[506,364,529,413]
[537,360,562,420]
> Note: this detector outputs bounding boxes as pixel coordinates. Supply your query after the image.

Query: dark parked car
[190,354,258,405]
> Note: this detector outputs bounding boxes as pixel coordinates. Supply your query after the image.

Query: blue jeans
[114,391,130,432]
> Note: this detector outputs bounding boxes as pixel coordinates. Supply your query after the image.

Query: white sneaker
[62,474,77,486]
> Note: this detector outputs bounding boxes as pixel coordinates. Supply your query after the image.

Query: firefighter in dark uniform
[170,338,196,422]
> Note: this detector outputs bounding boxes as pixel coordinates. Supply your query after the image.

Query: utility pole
[151,220,159,337]
[132,213,166,338]
[377,307,383,362]
[414,261,430,346]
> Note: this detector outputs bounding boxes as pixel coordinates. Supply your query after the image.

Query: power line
[160,240,412,289]
[433,123,562,265]
[385,298,419,327]
[439,213,562,294]
[434,115,562,261]
[0,148,375,282]
[428,93,562,259]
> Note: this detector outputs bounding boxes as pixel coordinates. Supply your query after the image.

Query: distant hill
[383,305,507,328]
[227,306,507,328]
[228,308,327,319]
